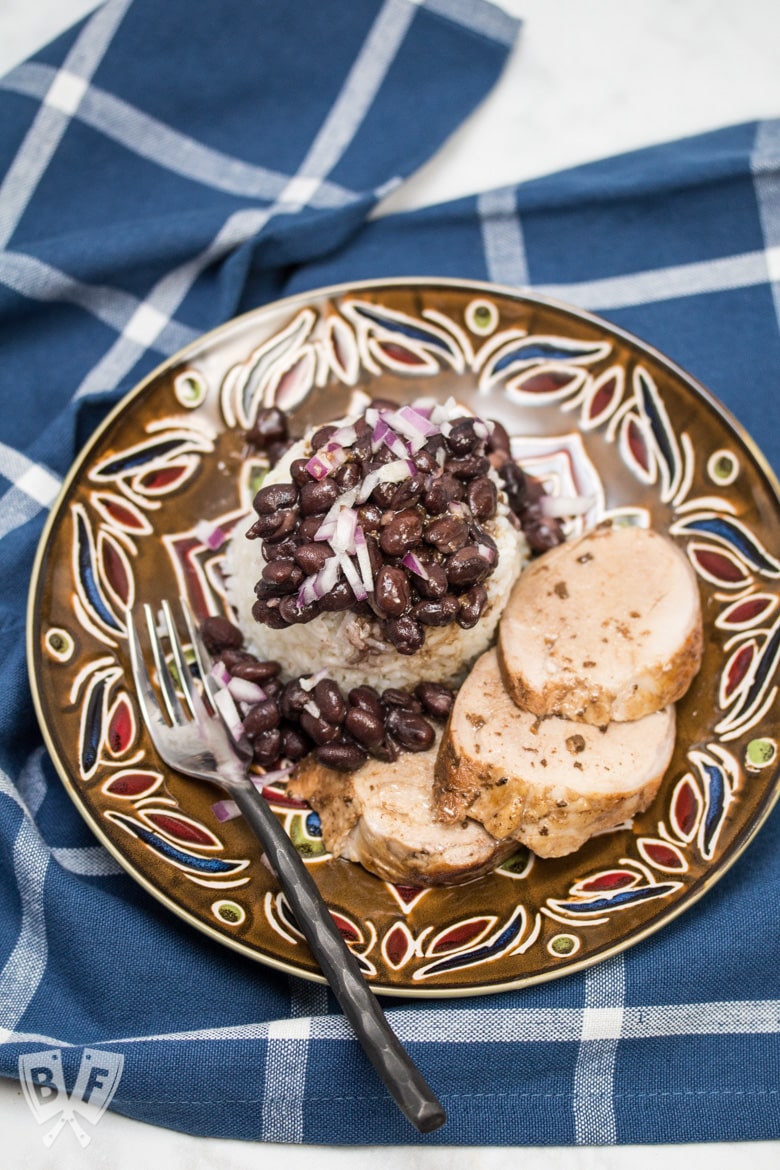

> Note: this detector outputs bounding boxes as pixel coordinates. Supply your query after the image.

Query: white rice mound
[225,433,528,693]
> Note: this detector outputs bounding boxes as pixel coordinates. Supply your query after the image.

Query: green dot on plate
[746,738,776,768]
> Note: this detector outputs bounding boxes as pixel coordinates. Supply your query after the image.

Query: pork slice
[434,649,676,858]
[498,523,702,724]
[288,732,516,886]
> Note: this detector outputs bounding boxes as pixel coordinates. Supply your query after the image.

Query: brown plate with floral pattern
[27,278,780,996]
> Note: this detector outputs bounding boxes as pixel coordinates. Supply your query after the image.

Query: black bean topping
[385,615,425,655]
[381,688,423,712]
[261,559,303,593]
[294,541,332,575]
[246,407,288,451]
[411,594,459,626]
[466,476,497,520]
[486,418,510,455]
[357,503,382,533]
[446,418,480,455]
[413,449,438,475]
[219,650,281,681]
[385,708,435,752]
[311,425,337,451]
[247,511,288,539]
[445,454,491,480]
[437,472,464,501]
[262,535,299,561]
[422,478,450,515]
[280,680,309,719]
[300,710,341,745]
[278,594,320,625]
[457,583,488,628]
[299,478,340,516]
[251,597,289,629]
[313,679,347,725]
[280,722,311,762]
[370,480,397,509]
[244,700,281,737]
[414,561,449,599]
[315,740,368,772]
[372,736,401,763]
[262,677,283,699]
[375,564,411,617]
[296,514,325,541]
[379,510,423,556]
[424,515,468,554]
[344,706,385,749]
[348,685,383,720]
[252,728,282,767]
[389,473,425,510]
[414,681,454,721]
[263,508,299,543]
[445,545,492,588]
[201,616,243,654]
[290,458,312,486]
[254,481,298,514]
[317,580,355,612]
[335,462,361,490]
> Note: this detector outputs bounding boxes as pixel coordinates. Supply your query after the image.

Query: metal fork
[126,599,446,1135]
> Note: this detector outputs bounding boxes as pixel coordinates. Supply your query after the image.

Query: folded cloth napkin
[1,0,778,1147]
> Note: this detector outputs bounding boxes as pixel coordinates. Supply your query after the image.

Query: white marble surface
[1,0,778,1166]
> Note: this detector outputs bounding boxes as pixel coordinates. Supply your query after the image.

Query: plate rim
[26,275,780,997]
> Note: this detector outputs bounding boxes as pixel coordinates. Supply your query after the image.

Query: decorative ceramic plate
[28,278,780,996]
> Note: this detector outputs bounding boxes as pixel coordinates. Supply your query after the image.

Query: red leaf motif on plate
[718,594,777,628]
[586,375,619,423]
[721,641,756,705]
[102,770,162,799]
[106,693,135,755]
[98,533,131,607]
[577,871,637,893]
[142,811,220,849]
[331,912,361,943]
[515,369,578,396]
[626,415,651,474]
[138,463,190,491]
[91,491,150,534]
[689,543,751,587]
[637,838,687,872]
[375,341,426,367]
[430,917,491,954]
[273,349,316,411]
[670,776,702,840]
[384,923,413,968]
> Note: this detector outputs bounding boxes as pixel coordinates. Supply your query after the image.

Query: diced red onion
[211,799,241,822]
[303,699,321,719]
[540,493,596,518]
[305,452,334,481]
[476,543,497,565]
[250,766,294,787]
[299,669,329,692]
[322,486,358,526]
[473,418,491,440]
[401,551,430,580]
[313,519,337,542]
[214,687,245,741]
[356,459,411,503]
[331,505,358,554]
[195,519,227,551]
[329,424,357,448]
[210,661,231,688]
[354,526,374,594]
[340,552,367,601]
[227,675,267,704]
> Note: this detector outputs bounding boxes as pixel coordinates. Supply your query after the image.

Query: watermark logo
[18,1048,124,1147]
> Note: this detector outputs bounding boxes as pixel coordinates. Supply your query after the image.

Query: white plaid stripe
[3,998,779,1050]
[419,0,518,46]
[573,956,625,1144]
[478,186,530,286]
[0,0,132,249]
[1,62,356,209]
[261,1017,311,1142]
[752,119,780,330]
[0,442,62,541]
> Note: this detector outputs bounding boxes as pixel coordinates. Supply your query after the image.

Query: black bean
[253,481,298,514]
[457,584,488,628]
[487,418,510,455]
[294,541,332,575]
[386,615,425,655]
[369,396,400,412]
[344,706,385,749]
[390,473,424,510]
[278,594,320,624]
[437,472,464,501]
[372,737,401,763]
[262,535,299,561]
[422,478,450,514]
[311,425,337,451]
[252,727,282,766]
[446,418,480,455]
[379,510,423,556]
[220,650,281,682]
[411,594,459,626]
[244,700,281,737]
[385,708,435,752]
[445,545,492,588]
[445,454,490,480]
[299,478,340,516]
[300,710,341,745]
[280,680,309,719]
[466,476,497,520]
[348,686,383,721]
[414,681,454,721]
[290,457,312,486]
[382,688,423,713]
[375,564,411,617]
[263,508,299,543]
[414,561,449,599]
[315,740,368,772]
[424,515,468,554]
[335,462,361,490]
[314,679,347,725]
[280,722,311,762]
[201,616,243,654]
[370,480,397,509]
[262,677,283,699]
[357,503,382,533]
[247,510,287,539]
[261,559,303,592]
[246,407,288,451]
[523,515,565,554]
[251,597,289,629]
[351,431,372,462]
[414,450,438,474]
[297,515,325,540]
[498,459,528,513]
[317,580,355,612]
[423,434,449,463]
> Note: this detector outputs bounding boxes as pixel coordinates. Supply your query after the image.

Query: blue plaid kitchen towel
[1,0,779,1147]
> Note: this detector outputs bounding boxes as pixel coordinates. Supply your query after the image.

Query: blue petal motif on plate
[554,883,680,915]
[350,304,457,356]
[106,811,249,874]
[674,515,780,577]
[74,508,122,632]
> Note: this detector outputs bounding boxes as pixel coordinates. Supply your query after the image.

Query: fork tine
[126,610,172,757]
[161,599,199,720]
[178,597,220,709]
[143,603,187,726]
